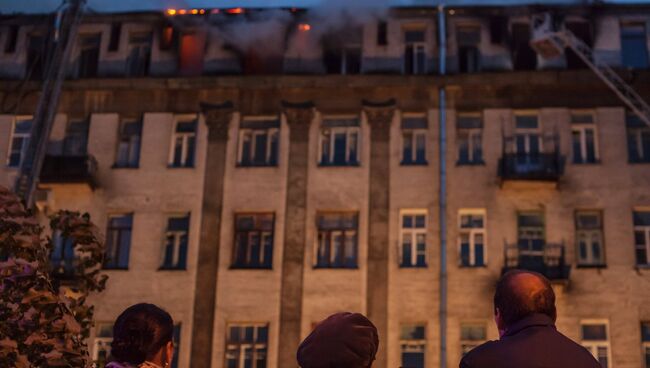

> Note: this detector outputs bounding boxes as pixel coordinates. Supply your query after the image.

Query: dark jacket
[460,314,601,368]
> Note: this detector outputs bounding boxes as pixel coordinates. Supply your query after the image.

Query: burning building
[1,0,650,367]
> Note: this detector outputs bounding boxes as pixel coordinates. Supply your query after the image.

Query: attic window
[108,22,121,52]
[4,25,18,54]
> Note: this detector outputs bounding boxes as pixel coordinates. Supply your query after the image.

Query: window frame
[456,112,484,165]
[125,31,153,77]
[399,209,428,268]
[513,111,543,155]
[319,117,361,167]
[6,115,33,168]
[460,322,487,357]
[231,213,275,270]
[160,213,190,271]
[400,323,427,368]
[103,213,133,270]
[92,321,114,368]
[403,26,428,75]
[458,209,487,267]
[634,209,650,267]
[642,321,650,368]
[627,115,650,163]
[225,323,269,368]
[575,210,606,268]
[314,211,359,269]
[114,118,143,168]
[168,115,198,168]
[237,122,280,167]
[571,110,599,164]
[580,319,612,368]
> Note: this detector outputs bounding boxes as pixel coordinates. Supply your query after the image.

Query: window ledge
[399,264,428,269]
[167,165,195,169]
[158,267,187,271]
[459,264,487,269]
[576,264,607,269]
[313,265,359,270]
[318,163,361,168]
[571,161,601,166]
[229,266,273,270]
[456,161,485,167]
[112,164,140,169]
[236,163,279,168]
[400,161,428,166]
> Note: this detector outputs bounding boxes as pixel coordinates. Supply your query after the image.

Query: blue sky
[0,0,649,14]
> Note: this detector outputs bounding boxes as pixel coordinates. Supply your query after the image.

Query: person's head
[493,270,556,334]
[297,312,379,368]
[111,303,174,367]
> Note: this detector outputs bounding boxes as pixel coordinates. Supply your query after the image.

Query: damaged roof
[0,0,649,14]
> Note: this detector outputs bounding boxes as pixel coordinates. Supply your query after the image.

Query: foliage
[0,186,108,367]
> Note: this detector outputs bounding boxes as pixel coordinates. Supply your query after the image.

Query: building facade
[1,2,650,368]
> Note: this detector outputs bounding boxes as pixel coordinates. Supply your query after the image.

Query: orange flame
[298,23,311,32]
[227,7,244,14]
[178,9,187,15]
[166,8,177,15]
[191,9,199,14]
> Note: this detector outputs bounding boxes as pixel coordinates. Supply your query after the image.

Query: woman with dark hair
[106,303,175,368]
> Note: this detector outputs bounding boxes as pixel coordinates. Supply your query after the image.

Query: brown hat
[296,312,379,368]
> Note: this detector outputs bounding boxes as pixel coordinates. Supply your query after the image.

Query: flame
[191,9,199,14]
[227,7,244,14]
[178,9,187,15]
[166,8,176,16]
[199,9,206,14]
[298,23,311,32]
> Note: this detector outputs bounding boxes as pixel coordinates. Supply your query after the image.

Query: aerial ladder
[14,0,85,208]
[530,13,650,128]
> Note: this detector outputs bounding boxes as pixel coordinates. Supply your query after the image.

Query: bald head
[494,270,556,327]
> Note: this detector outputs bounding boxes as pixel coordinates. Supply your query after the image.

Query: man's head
[493,270,556,333]
[297,312,379,368]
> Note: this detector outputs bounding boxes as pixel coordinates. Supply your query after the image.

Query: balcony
[39,155,98,188]
[498,134,565,187]
[502,242,571,282]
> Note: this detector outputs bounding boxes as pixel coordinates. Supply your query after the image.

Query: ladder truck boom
[530,13,650,128]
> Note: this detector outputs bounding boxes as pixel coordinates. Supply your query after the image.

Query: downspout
[437,3,448,368]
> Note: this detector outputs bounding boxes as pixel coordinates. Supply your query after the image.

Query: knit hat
[297,312,379,368]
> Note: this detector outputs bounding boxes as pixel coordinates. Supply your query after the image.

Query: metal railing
[502,242,571,281]
[39,154,98,188]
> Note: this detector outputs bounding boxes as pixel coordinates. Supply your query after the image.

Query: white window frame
[581,319,612,368]
[402,128,428,163]
[162,213,190,269]
[115,118,142,167]
[460,322,487,356]
[513,111,543,154]
[635,209,650,266]
[168,114,198,167]
[629,126,650,162]
[400,324,426,367]
[6,115,33,168]
[402,25,428,75]
[458,209,487,267]
[457,112,483,164]
[399,209,428,267]
[319,117,360,165]
[571,111,599,163]
[225,323,269,368]
[237,127,279,165]
[575,210,605,266]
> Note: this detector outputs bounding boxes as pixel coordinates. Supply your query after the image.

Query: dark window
[232,213,274,269]
[161,215,189,270]
[316,212,358,268]
[115,120,142,168]
[511,23,537,70]
[78,34,101,78]
[457,26,481,73]
[171,118,197,168]
[401,325,425,368]
[642,322,650,368]
[324,46,361,74]
[62,120,89,156]
[108,22,122,52]
[160,24,178,51]
[104,214,133,269]
[457,114,483,165]
[489,16,507,44]
[566,22,592,69]
[377,21,388,46]
[126,32,152,77]
[627,114,650,163]
[27,34,46,80]
[171,324,181,368]
[402,130,427,165]
[621,22,649,69]
[634,211,650,266]
[404,30,426,75]
[320,119,360,166]
[50,231,75,275]
[225,325,268,368]
[4,25,19,54]
[8,117,32,168]
[238,120,280,167]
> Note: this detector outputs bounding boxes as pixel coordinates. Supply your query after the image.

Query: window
[92,322,113,368]
[517,211,545,257]
[400,324,425,368]
[400,211,427,268]
[319,118,360,166]
[575,211,605,267]
[50,231,75,276]
[115,119,142,168]
[571,112,599,164]
[104,214,133,269]
[634,211,650,266]
[457,25,481,73]
[4,25,18,54]
[459,211,486,267]
[404,29,427,75]
[324,44,362,75]
[108,22,121,52]
[627,113,650,163]
[170,117,197,168]
[161,215,189,270]
[457,113,483,165]
[238,119,280,167]
[225,324,268,368]
[377,21,388,46]
[160,24,178,50]
[642,322,650,368]
[402,117,427,165]
[232,213,274,269]
[566,22,593,69]
[514,113,542,171]
[126,32,152,77]
[7,116,32,167]
[78,33,101,78]
[621,22,649,69]
[62,119,89,156]
[581,321,611,368]
[171,324,181,368]
[460,323,486,355]
[27,34,45,80]
[316,212,358,268]
[511,23,537,70]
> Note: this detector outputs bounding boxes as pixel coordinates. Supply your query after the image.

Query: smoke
[212,10,293,57]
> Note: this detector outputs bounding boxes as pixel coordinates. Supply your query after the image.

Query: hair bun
[111,326,152,364]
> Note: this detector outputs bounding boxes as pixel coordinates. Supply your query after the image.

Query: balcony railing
[502,242,571,281]
[40,155,98,188]
[498,152,565,181]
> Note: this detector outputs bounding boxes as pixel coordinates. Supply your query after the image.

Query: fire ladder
[530,13,650,128]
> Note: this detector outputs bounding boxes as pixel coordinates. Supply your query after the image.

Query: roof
[0,0,648,15]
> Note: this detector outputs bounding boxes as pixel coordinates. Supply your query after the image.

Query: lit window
[92,322,113,368]
[634,211,650,266]
[161,214,190,270]
[104,214,133,269]
[7,116,32,167]
[459,210,486,267]
[575,211,605,267]
[316,212,358,268]
[460,323,486,355]
[400,324,425,368]
[225,324,268,368]
[581,321,610,368]
[457,113,483,165]
[170,117,197,168]
[238,119,280,167]
[404,28,427,75]
[233,213,274,269]
[319,118,360,166]
[115,119,142,168]
[402,117,427,165]
[621,22,649,69]
[571,112,598,164]
[400,211,427,268]
[641,322,650,368]
[627,113,650,163]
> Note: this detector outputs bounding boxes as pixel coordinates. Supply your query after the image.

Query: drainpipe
[437,3,448,368]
